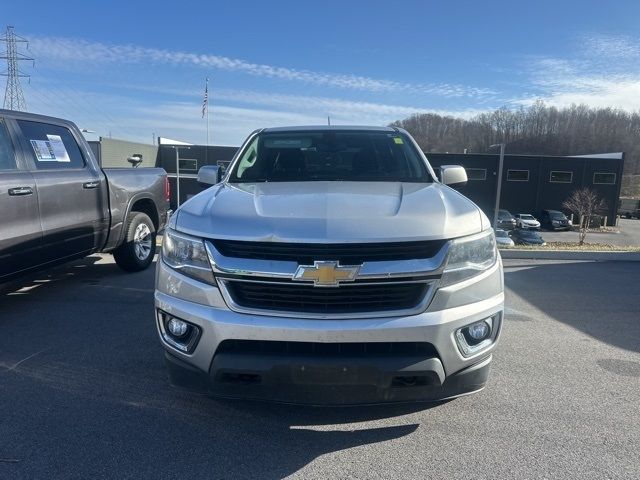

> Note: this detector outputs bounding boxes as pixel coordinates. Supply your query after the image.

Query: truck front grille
[212,239,446,264]
[223,280,429,315]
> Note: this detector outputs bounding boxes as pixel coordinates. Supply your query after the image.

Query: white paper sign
[29,135,71,162]
[30,139,56,161]
[46,135,70,162]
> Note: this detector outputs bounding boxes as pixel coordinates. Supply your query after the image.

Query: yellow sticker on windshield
[393,137,404,144]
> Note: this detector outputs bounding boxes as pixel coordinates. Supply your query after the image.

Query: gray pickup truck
[0,109,170,282]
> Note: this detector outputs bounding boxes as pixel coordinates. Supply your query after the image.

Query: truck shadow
[0,255,434,479]
[160,397,429,479]
[0,253,153,298]
[503,260,640,353]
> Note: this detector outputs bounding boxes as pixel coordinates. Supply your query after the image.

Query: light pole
[489,143,505,229]
[170,146,191,208]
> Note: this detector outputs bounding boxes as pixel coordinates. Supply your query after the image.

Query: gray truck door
[16,119,106,264]
[0,118,43,280]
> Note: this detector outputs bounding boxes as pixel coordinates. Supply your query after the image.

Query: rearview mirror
[197,165,221,185]
[439,165,468,186]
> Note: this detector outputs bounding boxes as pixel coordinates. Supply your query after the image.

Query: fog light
[157,311,201,354]
[455,314,500,357]
[167,318,189,337]
[467,321,490,341]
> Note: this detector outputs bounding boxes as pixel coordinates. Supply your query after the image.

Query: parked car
[618,198,640,219]
[495,228,515,247]
[0,109,170,282]
[496,209,517,230]
[539,209,571,230]
[515,213,541,230]
[156,125,504,404]
[510,229,546,246]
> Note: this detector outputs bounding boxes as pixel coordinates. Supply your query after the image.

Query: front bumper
[154,258,504,404]
[519,223,540,230]
[164,349,492,405]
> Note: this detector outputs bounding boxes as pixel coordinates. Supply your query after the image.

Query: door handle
[83,181,100,189]
[8,186,33,196]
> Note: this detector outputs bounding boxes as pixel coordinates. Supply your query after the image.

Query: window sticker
[46,135,70,162]
[30,139,56,161]
[29,135,70,162]
[264,138,312,148]
[392,136,404,144]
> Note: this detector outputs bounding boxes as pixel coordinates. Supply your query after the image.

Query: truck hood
[174,181,485,243]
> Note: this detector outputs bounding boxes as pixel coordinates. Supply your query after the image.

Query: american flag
[201,78,208,118]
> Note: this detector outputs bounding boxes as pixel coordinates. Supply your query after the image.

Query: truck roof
[261,125,399,133]
[0,108,77,129]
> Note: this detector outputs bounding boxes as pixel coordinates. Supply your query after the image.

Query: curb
[499,249,640,261]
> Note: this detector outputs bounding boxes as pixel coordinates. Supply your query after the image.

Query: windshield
[228,130,433,183]
[498,210,513,219]
[520,231,541,238]
[496,230,508,238]
[520,214,535,220]
[550,212,566,219]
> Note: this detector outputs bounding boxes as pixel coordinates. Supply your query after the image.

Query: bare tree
[562,188,608,245]
[391,101,640,175]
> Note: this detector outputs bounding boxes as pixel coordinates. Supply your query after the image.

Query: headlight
[441,229,497,287]
[162,228,216,284]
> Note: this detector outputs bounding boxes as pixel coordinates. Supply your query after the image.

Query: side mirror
[439,165,468,186]
[127,154,143,168]
[197,165,221,185]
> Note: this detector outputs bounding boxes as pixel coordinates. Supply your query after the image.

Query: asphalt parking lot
[1,256,638,479]
[537,218,640,247]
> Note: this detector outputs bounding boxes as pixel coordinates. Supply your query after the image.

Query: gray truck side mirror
[127,154,143,168]
[439,165,468,187]
[197,165,221,185]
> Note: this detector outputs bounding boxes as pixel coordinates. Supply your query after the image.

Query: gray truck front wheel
[113,212,156,272]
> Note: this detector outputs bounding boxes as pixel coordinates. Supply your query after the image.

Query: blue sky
[4,0,640,145]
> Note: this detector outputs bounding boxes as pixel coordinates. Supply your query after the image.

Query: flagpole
[205,77,209,166]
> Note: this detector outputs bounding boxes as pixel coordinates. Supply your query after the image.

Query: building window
[549,171,573,183]
[507,169,529,182]
[465,168,486,180]
[593,172,616,185]
[178,158,197,172]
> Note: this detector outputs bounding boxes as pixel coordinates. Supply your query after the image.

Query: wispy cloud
[581,34,640,62]
[104,83,485,120]
[512,34,640,110]
[28,35,495,99]
[130,95,486,145]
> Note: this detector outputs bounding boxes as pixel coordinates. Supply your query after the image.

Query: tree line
[391,101,640,195]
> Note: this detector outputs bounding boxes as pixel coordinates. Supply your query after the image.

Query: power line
[1,26,33,111]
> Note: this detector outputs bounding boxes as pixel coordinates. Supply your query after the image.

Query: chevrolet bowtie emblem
[293,261,361,287]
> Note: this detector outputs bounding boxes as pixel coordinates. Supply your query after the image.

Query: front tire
[113,212,156,272]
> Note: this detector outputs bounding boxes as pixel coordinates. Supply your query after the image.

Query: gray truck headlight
[162,228,216,284]
[441,229,497,287]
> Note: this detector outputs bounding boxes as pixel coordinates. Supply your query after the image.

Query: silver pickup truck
[0,110,170,282]
[155,126,503,404]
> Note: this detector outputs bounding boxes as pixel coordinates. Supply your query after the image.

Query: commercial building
[426,152,624,225]
[88,138,159,169]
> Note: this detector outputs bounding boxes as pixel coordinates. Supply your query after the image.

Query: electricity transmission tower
[1,26,33,111]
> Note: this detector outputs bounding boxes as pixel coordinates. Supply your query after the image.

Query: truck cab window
[0,120,17,170]
[17,120,86,170]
